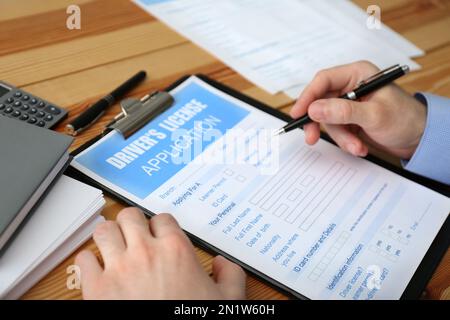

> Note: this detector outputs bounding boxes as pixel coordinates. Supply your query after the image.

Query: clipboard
[66,74,450,300]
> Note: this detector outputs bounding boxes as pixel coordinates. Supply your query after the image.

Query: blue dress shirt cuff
[401,93,450,185]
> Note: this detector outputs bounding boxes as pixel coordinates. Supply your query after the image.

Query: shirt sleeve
[402,93,450,185]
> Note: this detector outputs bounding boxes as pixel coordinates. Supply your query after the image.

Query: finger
[290,61,378,119]
[290,89,342,119]
[323,124,368,157]
[308,98,377,128]
[289,89,340,119]
[75,250,103,288]
[93,220,126,266]
[116,207,152,247]
[213,256,246,300]
[149,213,184,238]
[303,122,321,145]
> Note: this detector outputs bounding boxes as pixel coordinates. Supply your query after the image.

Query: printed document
[72,77,449,299]
[134,0,421,94]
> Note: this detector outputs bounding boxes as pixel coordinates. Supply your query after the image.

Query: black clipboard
[66,74,450,300]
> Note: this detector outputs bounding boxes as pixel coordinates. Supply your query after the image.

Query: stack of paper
[134,0,423,98]
[0,175,105,299]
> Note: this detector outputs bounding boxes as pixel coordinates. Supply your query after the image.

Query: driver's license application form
[72,76,449,300]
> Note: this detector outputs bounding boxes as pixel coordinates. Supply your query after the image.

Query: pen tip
[402,65,410,74]
[273,128,285,136]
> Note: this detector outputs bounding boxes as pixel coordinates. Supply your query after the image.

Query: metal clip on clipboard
[105,91,174,139]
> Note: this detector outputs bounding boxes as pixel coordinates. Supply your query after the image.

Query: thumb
[212,255,246,299]
[308,98,376,128]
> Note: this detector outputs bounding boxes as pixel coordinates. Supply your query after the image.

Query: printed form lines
[248,146,310,206]
[308,231,351,281]
[284,163,356,231]
[298,168,356,231]
[259,151,320,211]
[248,146,357,232]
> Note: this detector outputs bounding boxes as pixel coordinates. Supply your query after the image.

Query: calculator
[0,81,67,129]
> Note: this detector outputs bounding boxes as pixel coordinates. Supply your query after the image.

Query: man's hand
[290,61,427,159]
[75,208,246,300]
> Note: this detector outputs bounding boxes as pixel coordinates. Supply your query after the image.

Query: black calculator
[0,81,67,129]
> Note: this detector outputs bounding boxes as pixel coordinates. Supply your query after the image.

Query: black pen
[66,70,147,136]
[274,64,410,136]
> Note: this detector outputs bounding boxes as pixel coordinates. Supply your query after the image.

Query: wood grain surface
[0,0,448,300]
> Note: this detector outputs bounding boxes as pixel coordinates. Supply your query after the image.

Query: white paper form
[314,0,423,58]
[284,83,308,100]
[282,0,424,99]
[72,77,449,299]
[134,0,419,94]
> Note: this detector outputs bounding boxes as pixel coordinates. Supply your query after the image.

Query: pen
[66,70,147,136]
[274,64,410,135]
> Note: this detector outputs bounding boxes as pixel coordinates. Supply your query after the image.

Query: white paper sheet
[134,0,421,94]
[72,77,449,299]
[311,0,423,58]
[0,175,105,298]
[4,215,104,300]
[283,83,308,100]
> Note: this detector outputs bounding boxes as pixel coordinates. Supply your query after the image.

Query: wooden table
[1,0,449,300]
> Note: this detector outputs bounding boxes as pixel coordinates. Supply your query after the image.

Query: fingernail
[309,101,325,121]
[348,144,358,155]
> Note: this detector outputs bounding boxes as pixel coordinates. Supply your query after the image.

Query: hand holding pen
[281,61,427,159]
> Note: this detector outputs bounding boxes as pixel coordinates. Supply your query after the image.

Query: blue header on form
[75,80,249,199]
